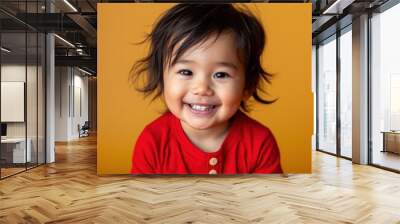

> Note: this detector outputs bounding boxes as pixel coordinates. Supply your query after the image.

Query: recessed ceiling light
[77,67,93,76]
[322,0,355,15]
[54,34,75,48]
[1,47,11,53]
[63,0,78,12]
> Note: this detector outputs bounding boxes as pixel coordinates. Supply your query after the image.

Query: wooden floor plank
[1,134,400,223]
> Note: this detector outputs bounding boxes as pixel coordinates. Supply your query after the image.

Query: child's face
[163,31,247,131]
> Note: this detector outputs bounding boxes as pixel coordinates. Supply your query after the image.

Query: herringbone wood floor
[1,134,400,224]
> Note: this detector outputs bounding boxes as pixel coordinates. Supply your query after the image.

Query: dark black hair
[130,3,275,112]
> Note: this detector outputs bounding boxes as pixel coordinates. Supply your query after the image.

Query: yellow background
[98,3,312,174]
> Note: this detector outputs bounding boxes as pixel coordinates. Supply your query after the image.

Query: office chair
[79,121,90,138]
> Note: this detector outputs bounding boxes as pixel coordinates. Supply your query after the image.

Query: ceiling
[0,0,391,76]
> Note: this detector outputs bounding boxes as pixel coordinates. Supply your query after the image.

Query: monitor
[1,123,7,137]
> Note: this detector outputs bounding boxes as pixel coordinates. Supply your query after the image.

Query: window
[339,27,352,158]
[371,2,400,171]
[317,35,337,154]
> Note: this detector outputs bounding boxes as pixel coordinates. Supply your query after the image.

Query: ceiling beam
[67,13,97,39]
[55,55,96,69]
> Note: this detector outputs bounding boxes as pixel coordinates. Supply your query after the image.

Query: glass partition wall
[316,26,353,159]
[370,2,400,171]
[0,2,46,179]
[0,30,27,177]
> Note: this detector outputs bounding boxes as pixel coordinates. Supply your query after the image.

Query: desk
[1,138,31,163]
[381,131,400,154]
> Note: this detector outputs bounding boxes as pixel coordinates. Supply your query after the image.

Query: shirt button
[209,157,218,166]
[209,169,217,175]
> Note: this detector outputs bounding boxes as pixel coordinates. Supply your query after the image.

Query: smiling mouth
[185,103,217,112]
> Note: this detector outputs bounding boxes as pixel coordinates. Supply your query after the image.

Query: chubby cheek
[163,79,187,113]
[217,86,244,114]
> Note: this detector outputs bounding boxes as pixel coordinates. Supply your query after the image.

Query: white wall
[55,67,89,141]
[55,66,70,141]
[72,73,89,138]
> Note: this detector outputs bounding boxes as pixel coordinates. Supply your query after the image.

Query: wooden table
[381,131,400,154]
[1,138,31,163]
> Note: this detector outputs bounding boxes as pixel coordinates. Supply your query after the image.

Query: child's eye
[213,72,230,79]
[177,69,193,76]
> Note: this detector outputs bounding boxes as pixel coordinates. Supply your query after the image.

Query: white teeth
[189,104,214,111]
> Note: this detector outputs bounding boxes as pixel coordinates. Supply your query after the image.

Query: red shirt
[131,111,282,174]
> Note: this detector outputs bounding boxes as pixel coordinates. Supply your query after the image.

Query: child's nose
[191,79,214,96]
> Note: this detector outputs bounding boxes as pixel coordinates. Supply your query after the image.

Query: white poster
[1,81,25,122]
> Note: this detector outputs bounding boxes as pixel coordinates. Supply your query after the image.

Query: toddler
[130,3,282,174]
